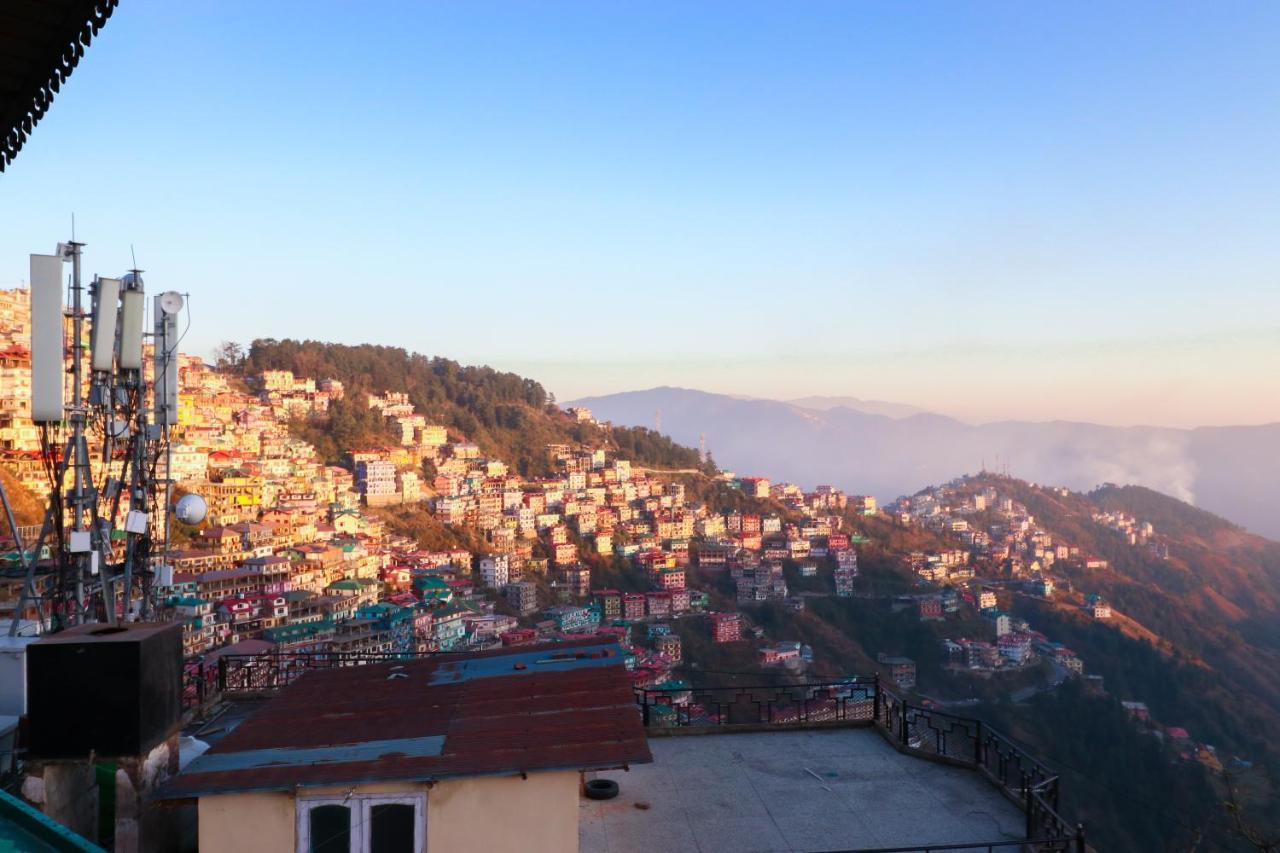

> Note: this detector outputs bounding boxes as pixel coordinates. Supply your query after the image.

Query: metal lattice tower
[8,240,186,635]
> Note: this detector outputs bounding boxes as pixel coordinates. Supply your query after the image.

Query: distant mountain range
[784,395,929,419]
[570,386,1280,540]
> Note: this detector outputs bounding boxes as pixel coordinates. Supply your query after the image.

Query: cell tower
[699,432,707,464]
[6,239,192,635]
[654,409,662,433]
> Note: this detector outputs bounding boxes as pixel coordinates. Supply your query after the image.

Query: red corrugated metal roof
[159,638,650,799]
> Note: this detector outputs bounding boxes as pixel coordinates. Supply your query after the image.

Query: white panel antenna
[90,277,121,372]
[117,283,145,370]
[29,253,65,422]
[153,293,180,425]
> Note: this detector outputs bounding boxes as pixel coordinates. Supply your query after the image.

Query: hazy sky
[2,2,1278,428]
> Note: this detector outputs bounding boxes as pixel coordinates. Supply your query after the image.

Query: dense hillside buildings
[0,294,1111,851]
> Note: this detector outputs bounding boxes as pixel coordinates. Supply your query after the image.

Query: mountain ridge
[571,386,1280,540]
[787,394,930,419]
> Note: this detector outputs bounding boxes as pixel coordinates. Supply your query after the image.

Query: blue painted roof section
[428,641,622,685]
[181,735,445,775]
[0,788,104,852]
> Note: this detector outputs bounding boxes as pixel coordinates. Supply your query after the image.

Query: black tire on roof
[583,778,620,800]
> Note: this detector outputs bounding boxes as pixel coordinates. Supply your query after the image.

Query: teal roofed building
[356,603,415,653]
[414,575,454,604]
[356,602,414,627]
[431,604,468,651]
[1,544,51,565]
[545,605,595,634]
[0,788,103,852]
[263,619,336,645]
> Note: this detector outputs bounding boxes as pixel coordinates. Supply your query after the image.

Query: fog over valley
[572,387,1280,540]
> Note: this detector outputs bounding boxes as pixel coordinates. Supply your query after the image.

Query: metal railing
[182,650,435,708]
[819,840,1074,853]
[181,661,212,710]
[635,677,878,728]
[636,676,1085,852]
[876,684,1077,846]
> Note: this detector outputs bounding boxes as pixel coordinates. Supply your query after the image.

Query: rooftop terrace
[580,728,1024,853]
[194,653,1085,852]
[616,679,1084,853]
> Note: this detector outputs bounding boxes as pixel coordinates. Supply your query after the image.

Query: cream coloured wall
[427,771,579,853]
[198,791,294,853]
[195,772,580,853]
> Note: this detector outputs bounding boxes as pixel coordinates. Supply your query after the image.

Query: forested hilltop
[235,339,709,478]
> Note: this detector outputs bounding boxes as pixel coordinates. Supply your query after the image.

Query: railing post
[642,693,650,727]
[872,674,881,724]
[1023,773,1032,840]
[1075,823,1086,853]
[899,698,908,746]
[218,655,228,693]
[975,719,983,767]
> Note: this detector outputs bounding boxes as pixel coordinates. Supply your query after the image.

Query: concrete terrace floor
[580,728,1025,853]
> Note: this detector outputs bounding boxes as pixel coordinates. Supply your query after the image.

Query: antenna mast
[8,240,190,634]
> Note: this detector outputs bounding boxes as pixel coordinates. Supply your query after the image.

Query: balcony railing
[182,650,434,709]
[635,676,1085,853]
[635,677,878,728]
[821,843,1069,853]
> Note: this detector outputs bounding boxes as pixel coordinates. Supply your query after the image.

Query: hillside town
[887,479,1225,774]
[889,480,1114,681]
[4,8,1274,850]
[0,286,1233,782]
[0,289,1110,699]
[154,362,880,696]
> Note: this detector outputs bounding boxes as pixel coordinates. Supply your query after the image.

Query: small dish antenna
[174,493,208,525]
[159,291,185,315]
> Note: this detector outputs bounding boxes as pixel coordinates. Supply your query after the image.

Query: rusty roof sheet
[159,638,650,799]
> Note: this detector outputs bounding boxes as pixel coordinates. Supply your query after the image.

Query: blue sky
[2,2,1278,426]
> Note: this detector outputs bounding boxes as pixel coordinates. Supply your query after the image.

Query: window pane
[309,804,351,853]
[369,803,415,853]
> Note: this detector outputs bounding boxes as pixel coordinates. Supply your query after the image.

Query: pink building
[709,611,740,644]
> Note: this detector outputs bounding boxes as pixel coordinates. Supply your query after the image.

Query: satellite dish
[174,493,207,525]
[159,291,185,315]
